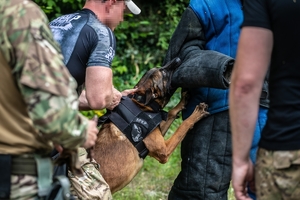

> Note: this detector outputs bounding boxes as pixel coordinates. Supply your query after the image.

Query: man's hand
[54,144,63,153]
[78,90,91,111]
[106,87,137,110]
[232,158,255,200]
[121,88,137,96]
[82,117,99,149]
[106,87,122,110]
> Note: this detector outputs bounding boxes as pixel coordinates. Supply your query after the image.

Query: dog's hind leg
[160,91,188,136]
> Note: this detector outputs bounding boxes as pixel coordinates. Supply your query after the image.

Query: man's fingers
[54,144,63,153]
[82,119,99,149]
[92,115,99,125]
[121,88,137,96]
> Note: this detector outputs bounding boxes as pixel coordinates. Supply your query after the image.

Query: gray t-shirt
[50,8,116,87]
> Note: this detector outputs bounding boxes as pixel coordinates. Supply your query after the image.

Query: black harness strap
[98,96,167,159]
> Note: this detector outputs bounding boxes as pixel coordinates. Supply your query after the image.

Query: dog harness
[98,96,168,159]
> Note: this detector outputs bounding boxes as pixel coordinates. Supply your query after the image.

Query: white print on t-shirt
[105,47,115,64]
[50,14,81,31]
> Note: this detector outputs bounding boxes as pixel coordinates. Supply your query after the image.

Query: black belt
[11,155,37,176]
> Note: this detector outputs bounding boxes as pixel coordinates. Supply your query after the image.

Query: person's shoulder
[50,11,84,26]
[1,0,47,26]
[87,13,108,32]
[1,0,52,51]
[1,0,40,11]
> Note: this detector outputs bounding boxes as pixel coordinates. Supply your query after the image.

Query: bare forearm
[229,81,260,164]
[229,56,263,164]
[85,66,114,110]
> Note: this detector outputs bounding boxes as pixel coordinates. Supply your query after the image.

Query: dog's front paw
[191,103,209,121]
[198,102,209,115]
[198,102,208,111]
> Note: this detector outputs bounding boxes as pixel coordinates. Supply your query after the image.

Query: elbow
[236,83,254,95]
[231,78,258,99]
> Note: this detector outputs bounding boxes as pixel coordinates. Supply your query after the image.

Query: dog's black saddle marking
[98,96,168,159]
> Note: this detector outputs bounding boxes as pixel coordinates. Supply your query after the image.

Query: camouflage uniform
[10,175,38,200]
[68,148,112,200]
[255,148,300,200]
[0,0,89,199]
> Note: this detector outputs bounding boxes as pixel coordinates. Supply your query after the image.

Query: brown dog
[92,58,209,194]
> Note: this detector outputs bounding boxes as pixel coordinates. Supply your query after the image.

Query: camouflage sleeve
[0,0,88,149]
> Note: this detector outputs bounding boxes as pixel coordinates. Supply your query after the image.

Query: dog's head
[130,57,181,111]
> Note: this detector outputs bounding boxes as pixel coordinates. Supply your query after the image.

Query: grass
[112,139,181,200]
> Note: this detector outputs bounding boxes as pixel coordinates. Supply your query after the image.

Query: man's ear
[108,0,118,6]
[105,0,114,13]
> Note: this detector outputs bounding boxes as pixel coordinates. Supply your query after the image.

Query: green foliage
[33,0,85,19]
[113,0,189,77]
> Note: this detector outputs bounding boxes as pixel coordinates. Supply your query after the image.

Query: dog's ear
[144,89,154,105]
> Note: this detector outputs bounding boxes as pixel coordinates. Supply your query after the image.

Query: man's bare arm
[229,27,273,199]
[85,66,114,110]
[83,66,137,111]
[230,27,273,163]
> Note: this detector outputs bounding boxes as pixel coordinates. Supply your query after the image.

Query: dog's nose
[162,57,181,70]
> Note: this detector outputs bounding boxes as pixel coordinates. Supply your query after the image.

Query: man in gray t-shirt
[50,0,140,111]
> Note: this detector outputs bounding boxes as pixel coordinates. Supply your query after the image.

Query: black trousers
[168,111,232,200]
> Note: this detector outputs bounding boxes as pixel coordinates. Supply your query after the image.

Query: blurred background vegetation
[34,0,235,199]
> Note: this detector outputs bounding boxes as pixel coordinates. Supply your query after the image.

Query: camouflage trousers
[10,175,38,200]
[68,148,112,200]
[255,148,300,200]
